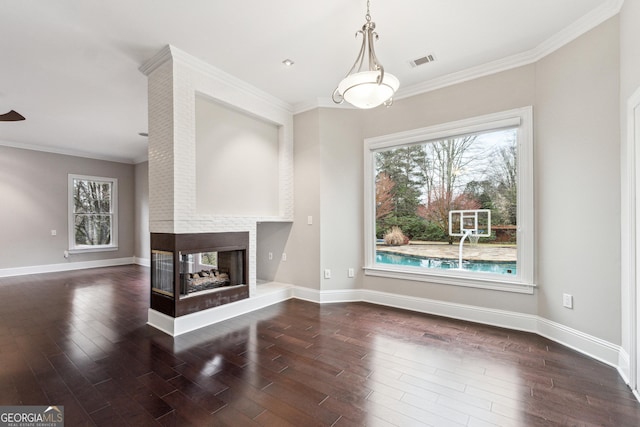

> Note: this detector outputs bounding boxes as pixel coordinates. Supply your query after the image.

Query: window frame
[68,174,118,253]
[363,107,535,294]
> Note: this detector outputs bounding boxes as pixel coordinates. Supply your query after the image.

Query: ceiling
[0,0,620,164]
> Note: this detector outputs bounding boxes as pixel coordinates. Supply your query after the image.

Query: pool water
[376,252,516,275]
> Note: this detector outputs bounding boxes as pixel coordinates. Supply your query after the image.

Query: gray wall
[135,161,150,262]
[256,221,292,282]
[279,17,621,344]
[257,107,364,291]
[535,17,620,342]
[319,108,364,291]
[620,0,640,99]
[257,109,321,287]
[0,146,136,269]
[619,0,640,369]
[195,96,281,217]
[363,65,536,138]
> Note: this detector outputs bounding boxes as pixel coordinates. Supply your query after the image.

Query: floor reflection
[0,267,636,426]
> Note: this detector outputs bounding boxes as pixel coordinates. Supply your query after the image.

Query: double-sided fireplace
[150,232,249,317]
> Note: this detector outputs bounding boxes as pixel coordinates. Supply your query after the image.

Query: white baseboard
[0,260,623,378]
[0,257,136,278]
[291,285,321,303]
[618,347,631,386]
[361,289,539,333]
[289,285,622,369]
[145,282,624,377]
[147,309,176,336]
[536,317,621,368]
[148,282,294,337]
[320,288,366,303]
[135,257,150,267]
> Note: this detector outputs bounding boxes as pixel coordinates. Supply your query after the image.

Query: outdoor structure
[449,209,492,270]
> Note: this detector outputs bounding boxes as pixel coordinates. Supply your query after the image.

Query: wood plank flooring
[0,265,639,426]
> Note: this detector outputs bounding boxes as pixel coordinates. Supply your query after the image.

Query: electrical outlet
[324,269,331,279]
[282,253,287,261]
[563,293,573,309]
[268,252,273,260]
[51,229,57,236]
[348,268,355,278]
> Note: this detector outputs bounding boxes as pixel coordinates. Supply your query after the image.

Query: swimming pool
[376,252,516,275]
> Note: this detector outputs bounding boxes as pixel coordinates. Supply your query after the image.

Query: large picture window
[68,174,118,252]
[364,107,534,293]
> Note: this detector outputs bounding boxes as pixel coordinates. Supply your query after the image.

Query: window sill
[68,246,119,254]
[363,265,536,294]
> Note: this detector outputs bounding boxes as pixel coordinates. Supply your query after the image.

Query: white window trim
[363,107,535,294]
[68,174,118,254]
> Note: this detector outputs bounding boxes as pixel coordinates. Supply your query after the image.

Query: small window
[68,175,118,252]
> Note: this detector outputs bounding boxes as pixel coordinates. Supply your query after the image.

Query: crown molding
[140,1,624,117]
[300,0,624,110]
[140,45,294,115]
[533,0,624,58]
[138,45,173,76]
[394,49,539,101]
[132,153,149,164]
[292,99,325,115]
[293,97,357,115]
[0,139,136,164]
[396,0,623,101]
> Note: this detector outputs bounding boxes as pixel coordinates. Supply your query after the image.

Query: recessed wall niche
[195,96,280,216]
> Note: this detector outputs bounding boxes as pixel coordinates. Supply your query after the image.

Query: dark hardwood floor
[1,265,639,426]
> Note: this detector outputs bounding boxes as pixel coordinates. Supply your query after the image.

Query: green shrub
[377,216,451,242]
[423,221,447,241]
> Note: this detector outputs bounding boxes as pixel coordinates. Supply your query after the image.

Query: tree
[375,145,426,217]
[414,148,435,208]
[490,142,517,225]
[375,172,395,220]
[433,138,473,196]
[373,127,519,244]
[464,180,493,207]
[73,179,112,245]
[464,180,502,223]
[375,146,428,238]
[422,136,479,241]
[420,193,480,242]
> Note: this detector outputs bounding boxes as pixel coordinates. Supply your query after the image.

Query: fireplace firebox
[150,232,249,317]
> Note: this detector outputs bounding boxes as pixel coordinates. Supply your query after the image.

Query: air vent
[409,54,436,68]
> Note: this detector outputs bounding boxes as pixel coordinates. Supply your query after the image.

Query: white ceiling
[0,0,620,163]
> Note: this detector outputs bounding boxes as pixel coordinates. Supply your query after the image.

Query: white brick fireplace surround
[140,45,293,335]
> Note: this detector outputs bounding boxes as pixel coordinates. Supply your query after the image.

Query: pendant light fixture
[332,0,399,109]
